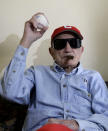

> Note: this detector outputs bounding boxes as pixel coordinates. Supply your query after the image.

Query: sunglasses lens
[53,38,81,50]
[53,39,66,50]
[69,39,81,48]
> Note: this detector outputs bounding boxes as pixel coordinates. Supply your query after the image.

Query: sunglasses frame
[52,38,82,50]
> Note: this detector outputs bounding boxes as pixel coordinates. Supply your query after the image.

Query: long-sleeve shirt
[1,45,108,131]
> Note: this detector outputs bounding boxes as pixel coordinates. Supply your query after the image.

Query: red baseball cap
[51,26,83,41]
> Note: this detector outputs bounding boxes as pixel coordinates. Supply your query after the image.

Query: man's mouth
[66,55,74,59]
[63,53,74,60]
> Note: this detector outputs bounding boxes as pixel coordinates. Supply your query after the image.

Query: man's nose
[64,42,72,51]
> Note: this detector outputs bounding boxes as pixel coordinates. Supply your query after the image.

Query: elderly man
[1,12,108,131]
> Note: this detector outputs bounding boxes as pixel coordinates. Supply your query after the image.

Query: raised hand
[20,12,49,48]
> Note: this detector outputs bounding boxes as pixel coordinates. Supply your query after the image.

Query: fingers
[24,12,49,36]
[40,26,48,35]
[27,17,48,34]
[48,118,63,124]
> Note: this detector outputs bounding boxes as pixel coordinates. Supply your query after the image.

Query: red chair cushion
[37,123,74,131]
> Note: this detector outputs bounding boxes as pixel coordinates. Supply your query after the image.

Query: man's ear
[81,46,84,53]
[49,47,54,57]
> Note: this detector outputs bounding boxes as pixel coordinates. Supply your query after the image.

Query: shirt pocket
[72,88,92,113]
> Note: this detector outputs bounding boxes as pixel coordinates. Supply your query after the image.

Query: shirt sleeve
[76,72,108,131]
[1,45,35,105]
[0,80,3,95]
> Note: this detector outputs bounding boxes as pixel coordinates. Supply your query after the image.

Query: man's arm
[1,12,48,104]
[76,72,108,131]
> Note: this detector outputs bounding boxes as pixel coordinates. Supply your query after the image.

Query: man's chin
[62,61,76,68]
[64,60,75,65]
[56,59,77,68]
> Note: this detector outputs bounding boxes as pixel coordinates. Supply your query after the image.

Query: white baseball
[35,14,49,28]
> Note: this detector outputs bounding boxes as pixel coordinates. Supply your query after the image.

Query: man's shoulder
[81,67,100,77]
[80,68,104,85]
[31,65,51,72]
[26,65,52,76]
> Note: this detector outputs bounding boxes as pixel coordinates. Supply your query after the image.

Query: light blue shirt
[1,45,108,131]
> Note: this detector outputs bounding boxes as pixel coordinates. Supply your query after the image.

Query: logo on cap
[64,26,72,29]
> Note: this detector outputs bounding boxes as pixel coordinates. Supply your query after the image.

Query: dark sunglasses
[53,38,81,50]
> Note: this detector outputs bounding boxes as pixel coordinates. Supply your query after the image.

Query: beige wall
[0,0,108,80]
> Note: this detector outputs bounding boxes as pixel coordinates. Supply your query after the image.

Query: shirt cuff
[76,119,100,131]
[14,45,28,61]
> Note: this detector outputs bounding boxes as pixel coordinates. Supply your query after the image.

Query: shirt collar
[52,62,83,75]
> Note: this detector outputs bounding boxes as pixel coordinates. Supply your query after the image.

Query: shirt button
[13,70,16,73]
[58,112,63,115]
[66,116,69,119]
[66,110,70,113]
[63,84,67,88]
[64,74,68,77]
[20,52,24,56]
[88,93,91,97]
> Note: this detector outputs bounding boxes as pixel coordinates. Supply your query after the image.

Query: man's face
[49,33,84,69]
